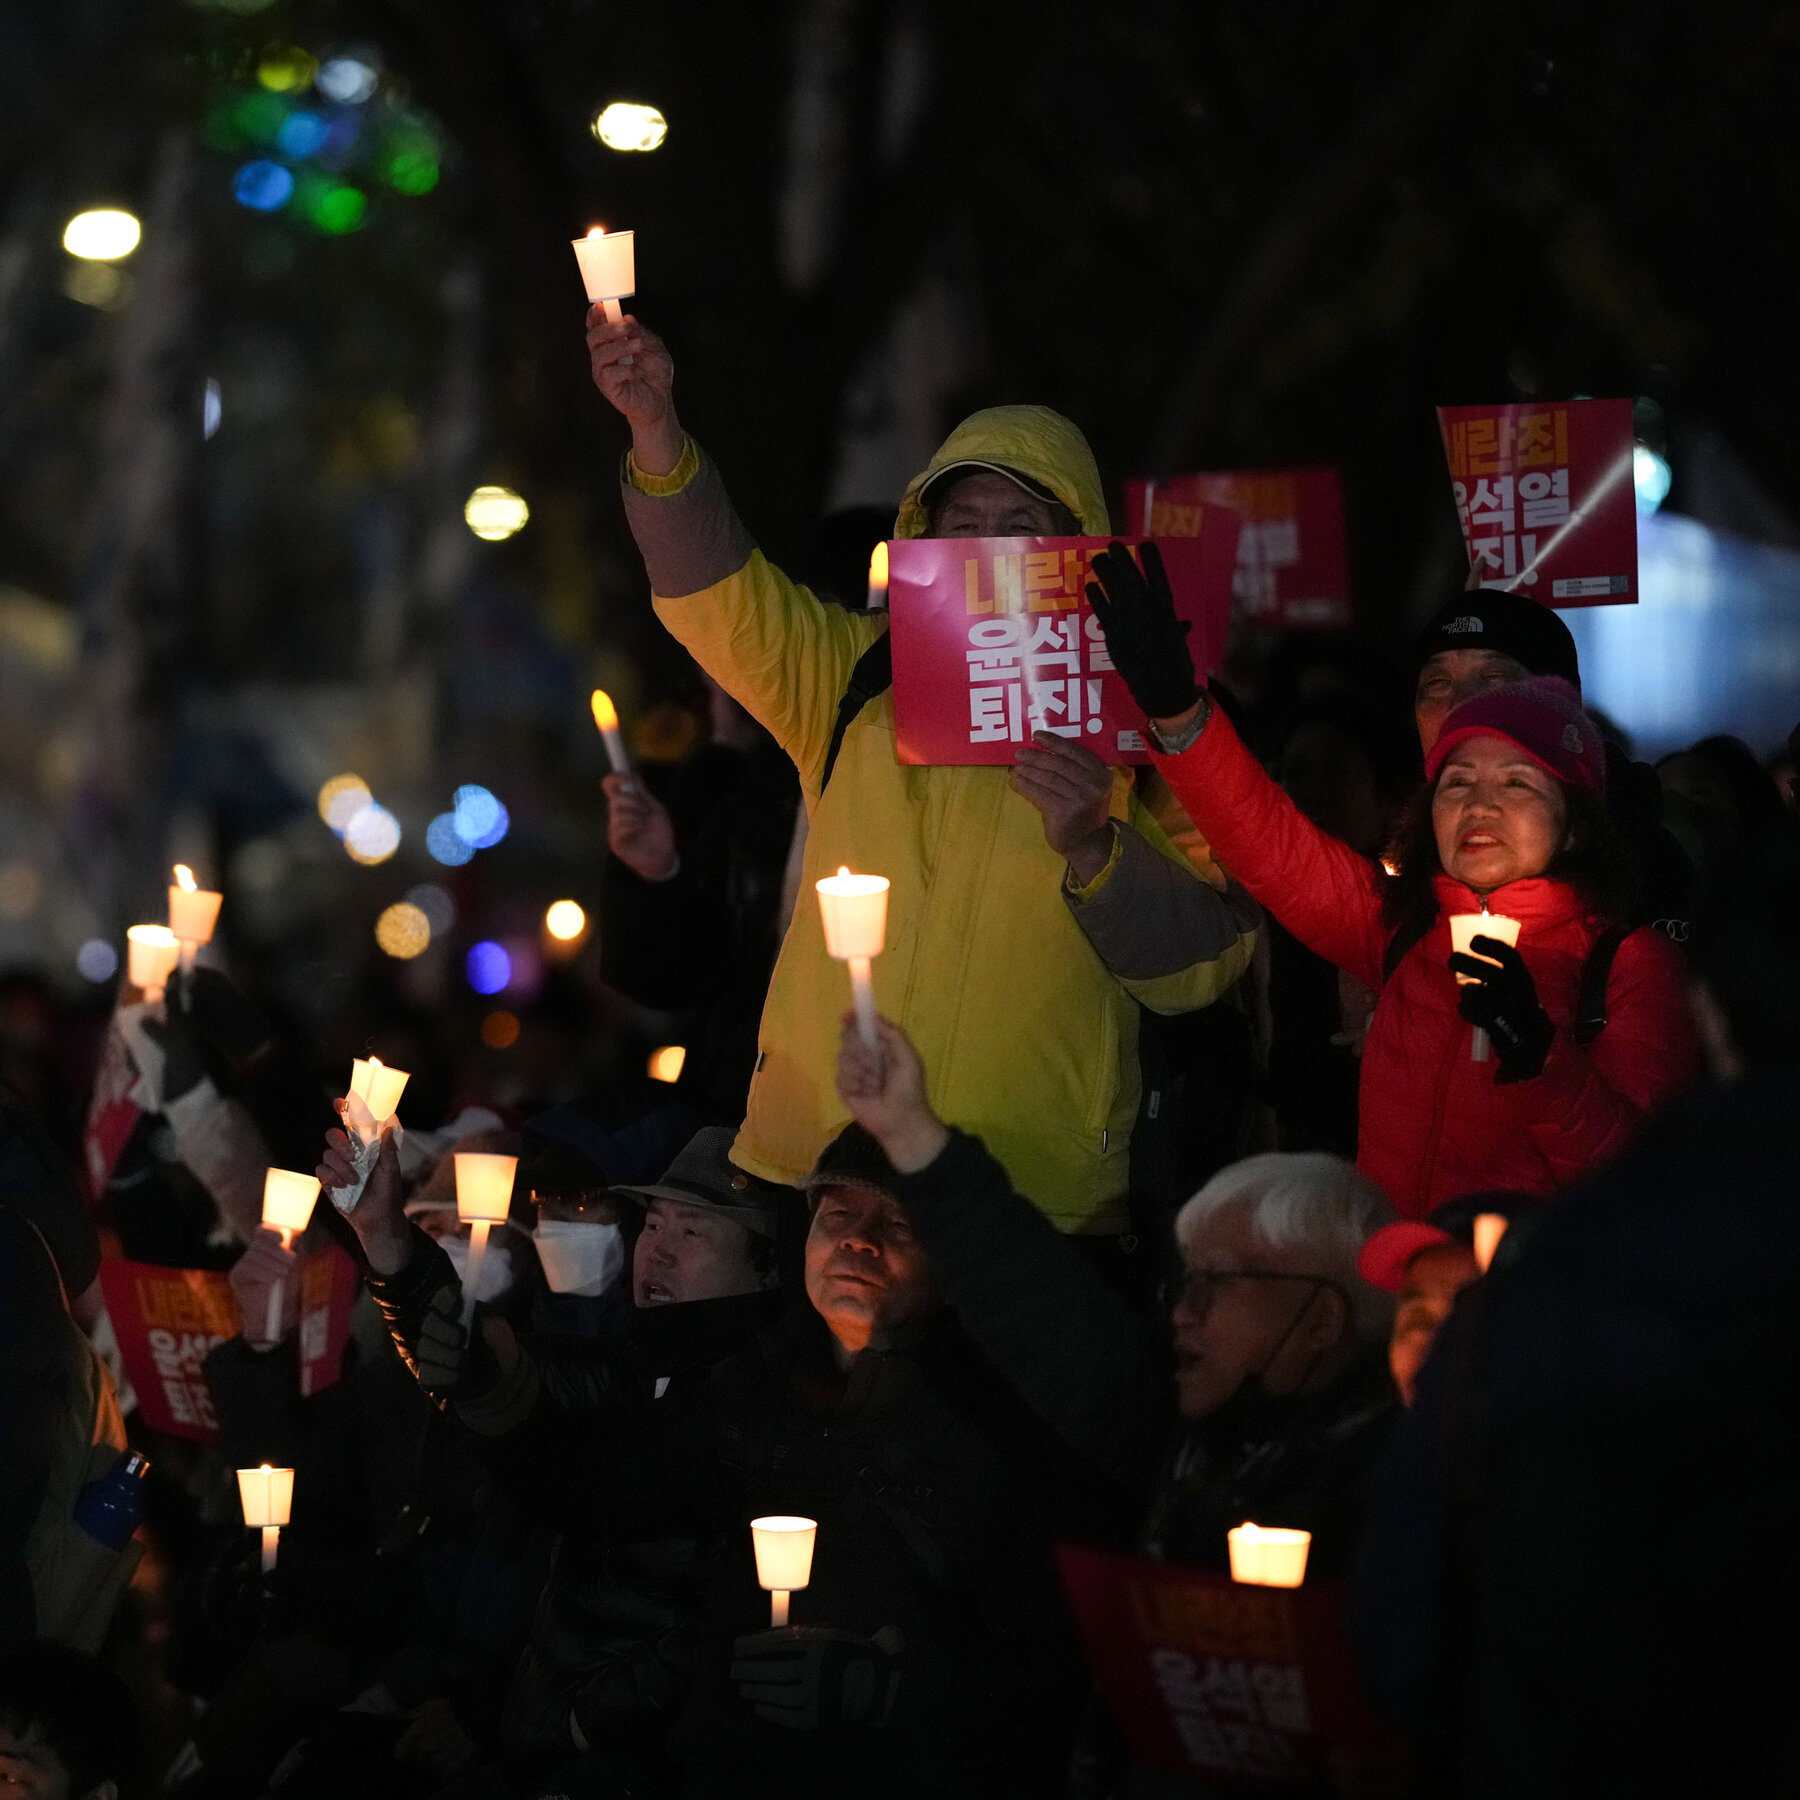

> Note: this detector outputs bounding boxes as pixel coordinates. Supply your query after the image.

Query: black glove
[1451,936,1554,1082]
[414,1287,500,1398]
[730,1625,904,1730]
[137,1011,211,1104]
[167,966,275,1068]
[1084,540,1201,721]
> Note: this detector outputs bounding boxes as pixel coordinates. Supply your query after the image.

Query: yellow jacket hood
[893,405,1111,540]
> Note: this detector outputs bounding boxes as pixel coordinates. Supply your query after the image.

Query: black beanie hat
[1413,586,1581,692]
[799,1122,899,1207]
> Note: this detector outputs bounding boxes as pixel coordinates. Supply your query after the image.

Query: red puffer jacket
[1155,708,1698,1216]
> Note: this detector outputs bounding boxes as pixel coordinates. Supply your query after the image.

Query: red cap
[1425,676,1604,795]
[1357,1220,1456,1293]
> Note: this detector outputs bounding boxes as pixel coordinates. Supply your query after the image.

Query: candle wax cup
[454,1152,518,1222]
[1448,912,1521,985]
[236,1464,294,1527]
[126,925,181,995]
[815,871,889,961]
[750,1516,817,1592]
[261,1168,321,1236]
[572,230,635,303]
[1227,1522,1311,1588]
[168,884,223,944]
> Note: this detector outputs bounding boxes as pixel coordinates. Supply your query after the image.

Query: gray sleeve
[617,444,757,598]
[1064,821,1262,980]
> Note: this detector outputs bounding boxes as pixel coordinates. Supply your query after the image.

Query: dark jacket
[494,1297,1121,1800]
[1353,1068,1800,1797]
[889,1129,1399,1578]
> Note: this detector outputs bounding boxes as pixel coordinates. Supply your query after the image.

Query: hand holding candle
[257,1168,320,1344]
[329,1056,410,1213]
[750,1515,816,1627]
[816,868,889,1062]
[1447,912,1521,1062]
[573,225,635,324]
[1227,1522,1311,1588]
[454,1151,517,1329]
[237,1463,294,1572]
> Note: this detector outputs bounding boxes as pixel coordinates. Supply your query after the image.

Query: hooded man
[586,313,1259,1239]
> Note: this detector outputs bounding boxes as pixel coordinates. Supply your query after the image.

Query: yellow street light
[464,485,529,541]
[63,210,141,261]
[592,102,668,151]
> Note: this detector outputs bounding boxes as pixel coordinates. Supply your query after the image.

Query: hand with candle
[586,310,683,477]
[1449,935,1554,1082]
[603,774,679,882]
[835,1012,948,1175]
[230,1228,301,1349]
[318,1130,409,1275]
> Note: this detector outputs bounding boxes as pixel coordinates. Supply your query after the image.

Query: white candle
[816,867,889,1057]
[866,541,889,612]
[455,1152,518,1328]
[236,1463,294,1570]
[1227,1522,1311,1588]
[1448,912,1522,1061]
[168,865,223,971]
[590,689,632,778]
[1473,1212,1510,1273]
[751,1515,817,1627]
[259,1169,321,1343]
[572,226,635,323]
[126,925,181,1002]
[350,1056,409,1126]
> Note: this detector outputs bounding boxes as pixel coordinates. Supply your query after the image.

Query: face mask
[440,1234,515,1304]
[533,1221,625,1298]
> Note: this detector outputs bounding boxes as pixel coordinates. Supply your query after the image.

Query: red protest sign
[297,1243,357,1398]
[1436,398,1637,606]
[82,1023,142,1205]
[888,532,1237,766]
[1057,1544,1397,1787]
[1123,468,1352,631]
[98,1260,241,1443]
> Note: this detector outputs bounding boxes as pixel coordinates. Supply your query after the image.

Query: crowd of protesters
[2,293,1797,1800]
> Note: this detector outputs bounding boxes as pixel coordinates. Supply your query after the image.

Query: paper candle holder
[258,1170,320,1346]
[237,1463,295,1572]
[815,869,889,961]
[350,1056,409,1125]
[751,1515,817,1626]
[126,925,182,1000]
[573,227,635,321]
[168,864,223,947]
[1447,911,1521,983]
[455,1152,518,1223]
[1227,1522,1311,1589]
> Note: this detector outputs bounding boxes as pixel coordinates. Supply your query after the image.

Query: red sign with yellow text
[887,531,1237,765]
[1123,468,1351,631]
[1436,398,1637,605]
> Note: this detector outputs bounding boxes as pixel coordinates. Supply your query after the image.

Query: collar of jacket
[625,1286,783,1378]
[1429,872,1595,935]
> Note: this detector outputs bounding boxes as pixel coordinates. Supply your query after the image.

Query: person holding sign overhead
[1086,541,1698,1216]
[585,308,1259,1248]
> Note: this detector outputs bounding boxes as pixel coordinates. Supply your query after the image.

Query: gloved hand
[1084,540,1201,722]
[730,1625,904,1730]
[1450,935,1554,1082]
[415,1288,522,1409]
[166,966,275,1069]
[136,1009,210,1104]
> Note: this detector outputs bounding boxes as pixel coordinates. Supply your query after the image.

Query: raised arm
[588,309,880,792]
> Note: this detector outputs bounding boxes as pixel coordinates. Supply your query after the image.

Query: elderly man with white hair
[835,1012,1401,1576]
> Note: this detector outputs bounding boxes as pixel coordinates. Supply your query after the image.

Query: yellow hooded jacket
[623,405,1255,1231]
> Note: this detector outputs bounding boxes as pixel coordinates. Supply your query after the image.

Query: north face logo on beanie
[1561,723,1584,753]
[1444,615,1484,634]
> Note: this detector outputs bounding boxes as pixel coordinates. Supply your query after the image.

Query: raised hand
[603,773,679,882]
[585,308,684,475]
[1085,540,1202,725]
[1451,935,1554,1082]
[835,1012,948,1174]
[318,1129,409,1275]
[1010,731,1116,884]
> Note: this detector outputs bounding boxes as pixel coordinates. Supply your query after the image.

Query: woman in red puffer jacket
[1087,545,1698,1216]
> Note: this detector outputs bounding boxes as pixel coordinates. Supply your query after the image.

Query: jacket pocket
[1085,989,1125,1136]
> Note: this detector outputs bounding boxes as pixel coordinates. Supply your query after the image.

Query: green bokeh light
[310,186,367,234]
[231,90,291,143]
[384,151,439,195]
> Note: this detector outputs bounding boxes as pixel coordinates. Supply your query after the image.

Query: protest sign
[81,1023,142,1204]
[888,530,1237,765]
[297,1242,358,1397]
[1124,468,1352,630]
[97,1260,240,1442]
[1436,398,1637,605]
[1057,1543,1397,1788]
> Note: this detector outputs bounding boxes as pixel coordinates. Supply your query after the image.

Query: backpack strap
[1572,924,1630,1047]
[819,634,893,796]
[1381,906,1438,986]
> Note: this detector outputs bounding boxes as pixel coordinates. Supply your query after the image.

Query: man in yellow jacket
[588,311,1258,1237]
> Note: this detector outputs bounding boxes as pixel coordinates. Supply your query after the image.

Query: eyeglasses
[1162,1268,1339,1323]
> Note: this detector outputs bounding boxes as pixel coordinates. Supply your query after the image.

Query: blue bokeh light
[426,814,474,866]
[276,110,331,158]
[466,940,512,995]
[76,939,119,983]
[452,784,509,848]
[233,160,295,212]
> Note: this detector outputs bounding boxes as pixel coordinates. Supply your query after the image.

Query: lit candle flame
[586,224,606,239]
[591,689,619,733]
[838,865,850,878]
[174,863,197,892]
[868,542,888,587]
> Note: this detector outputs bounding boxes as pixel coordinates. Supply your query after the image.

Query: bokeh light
[257,47,318,93]
[426,814,474,866]
[375,901,431,958]
[464,485,529,541]
[77,940,119,983]
[233,160,294,212]
[405,883,455,935]
[63,263,126,308]
[466,941,512,995]
[544,900,586,941]
[480,1009,521,1049]
[309,185,367,234]
[318,774,372,832]
[63,210,141,261]
[647,1044,687,1083]
[344,803,401,864]
[203,378,222,438]
[1634,444,1672,517]
[592,102,668,151]
[383,149,439,195]
[316,57,378,104]
[452,785,509,848]
[276,110,330,158]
